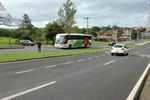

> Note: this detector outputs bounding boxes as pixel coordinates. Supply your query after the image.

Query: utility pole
[129,29,132,42]
[84,17,91,34]
[147,0,150,27]
[115,28,118,42]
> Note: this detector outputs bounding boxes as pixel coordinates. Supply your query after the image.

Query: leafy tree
[79,28,87,34]
[91,26,100,32]
[45,21,64,44]
[90,31,97,37]
[34,28,45,42]
[58,0,77,32]
[19,14,34,30]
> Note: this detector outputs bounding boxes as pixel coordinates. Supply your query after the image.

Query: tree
[34,28,45,42]
[91,26,100,32]
[45,21,64,44]
[19,14,34,30]
[58,0,77,32]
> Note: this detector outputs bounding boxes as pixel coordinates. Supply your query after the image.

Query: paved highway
[0,43,150,100]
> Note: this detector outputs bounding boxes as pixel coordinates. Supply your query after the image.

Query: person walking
[37,41,42,52]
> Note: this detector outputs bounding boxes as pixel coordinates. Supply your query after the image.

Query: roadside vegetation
[144,34,150,41]
[0,0,148,62]
[0,48,104,62]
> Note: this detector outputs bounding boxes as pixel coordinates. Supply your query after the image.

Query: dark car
[20,40,34,46]
[108,42,116,46]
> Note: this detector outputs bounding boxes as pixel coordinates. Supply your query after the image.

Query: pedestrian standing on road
[37,41,42,52]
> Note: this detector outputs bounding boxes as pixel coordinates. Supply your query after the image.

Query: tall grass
[0,37,19,44]
[0,48,105,62]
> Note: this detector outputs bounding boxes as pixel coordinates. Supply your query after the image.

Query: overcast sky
[0,0,149,28]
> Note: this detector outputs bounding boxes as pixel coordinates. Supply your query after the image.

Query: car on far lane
[111,44,129,56]
[108,41,116,46]
[20,40,34,46]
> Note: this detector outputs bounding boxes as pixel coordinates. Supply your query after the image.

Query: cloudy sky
[0,0,149,28]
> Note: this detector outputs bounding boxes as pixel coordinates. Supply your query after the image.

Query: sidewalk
[139,71,150,100]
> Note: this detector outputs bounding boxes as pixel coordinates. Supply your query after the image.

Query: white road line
[15,69,34,74]
[136,51,139,53]
[45,65,57,68]
[77,59,85,62]
[127,63,150,100]
[101,55,105,56]
[95,56,100,58]
[87,57,93,60]
[65,62,73,64]
[1,81,56,100]
[104,60,116,65]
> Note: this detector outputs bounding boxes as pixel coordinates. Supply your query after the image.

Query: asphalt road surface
[0,43,150,100]
[0,44,109,54]
[0,45,61,54]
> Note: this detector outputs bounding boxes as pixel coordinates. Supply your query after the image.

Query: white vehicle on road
[55,33,92,48]
[111,44,129,56]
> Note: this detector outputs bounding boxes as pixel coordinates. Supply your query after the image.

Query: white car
[111,44,129,56]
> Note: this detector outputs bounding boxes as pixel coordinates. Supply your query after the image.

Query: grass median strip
[0,48,105,62]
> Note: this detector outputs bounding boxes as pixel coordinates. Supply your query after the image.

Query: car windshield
[114,45,123,48]
[55,35,65,44]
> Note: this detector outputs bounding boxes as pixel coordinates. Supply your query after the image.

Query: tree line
[0,0,146,44]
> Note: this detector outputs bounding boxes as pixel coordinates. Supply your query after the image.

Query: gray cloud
[0,0,148,28]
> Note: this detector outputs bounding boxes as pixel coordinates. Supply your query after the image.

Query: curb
[137,41,149,46]
[126,63,150,100]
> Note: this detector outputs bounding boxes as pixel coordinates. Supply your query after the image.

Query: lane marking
[15,69,34,74]
[87,57,93,60]
[127,63,150,100]
[65,62,73,64]
[136,51,139,54]
[77,59,85,62]
[1,81,56,100]
[101,55,105,56]
[45,65,57,68]
[95,56,100,58]
[104,60,116,65]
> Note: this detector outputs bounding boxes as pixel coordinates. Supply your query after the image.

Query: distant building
[118,33,130,42]
[134,26,143,30]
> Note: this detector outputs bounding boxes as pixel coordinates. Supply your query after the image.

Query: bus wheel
[84,44,87,48]
[68,44,72,49]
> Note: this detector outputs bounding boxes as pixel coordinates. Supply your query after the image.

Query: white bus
[55,33,92,48]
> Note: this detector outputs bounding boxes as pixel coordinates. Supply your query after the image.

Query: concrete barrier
[126,63,150,100]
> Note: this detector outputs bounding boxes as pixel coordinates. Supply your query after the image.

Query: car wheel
[123,52,126,56]
[111,53,114,56]
[126,51,129,55]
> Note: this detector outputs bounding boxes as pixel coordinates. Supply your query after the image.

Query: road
[0,45,61,54]
[0,44,109,54]
[0,43,150,100]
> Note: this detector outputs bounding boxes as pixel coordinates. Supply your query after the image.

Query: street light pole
[84,17,91,34]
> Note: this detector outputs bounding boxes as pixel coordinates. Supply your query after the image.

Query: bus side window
[64,36,68,44]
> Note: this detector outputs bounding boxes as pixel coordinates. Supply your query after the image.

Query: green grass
[144,35,150,41]
[0,48,105,62]
[92,41,109,45]
[0,37,23,49]
[0,37,19,44]
[92,41,127,45]
[0,44,24,49]
[126,44,138,48]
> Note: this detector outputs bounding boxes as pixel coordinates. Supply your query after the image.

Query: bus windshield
[55,35,65,44]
